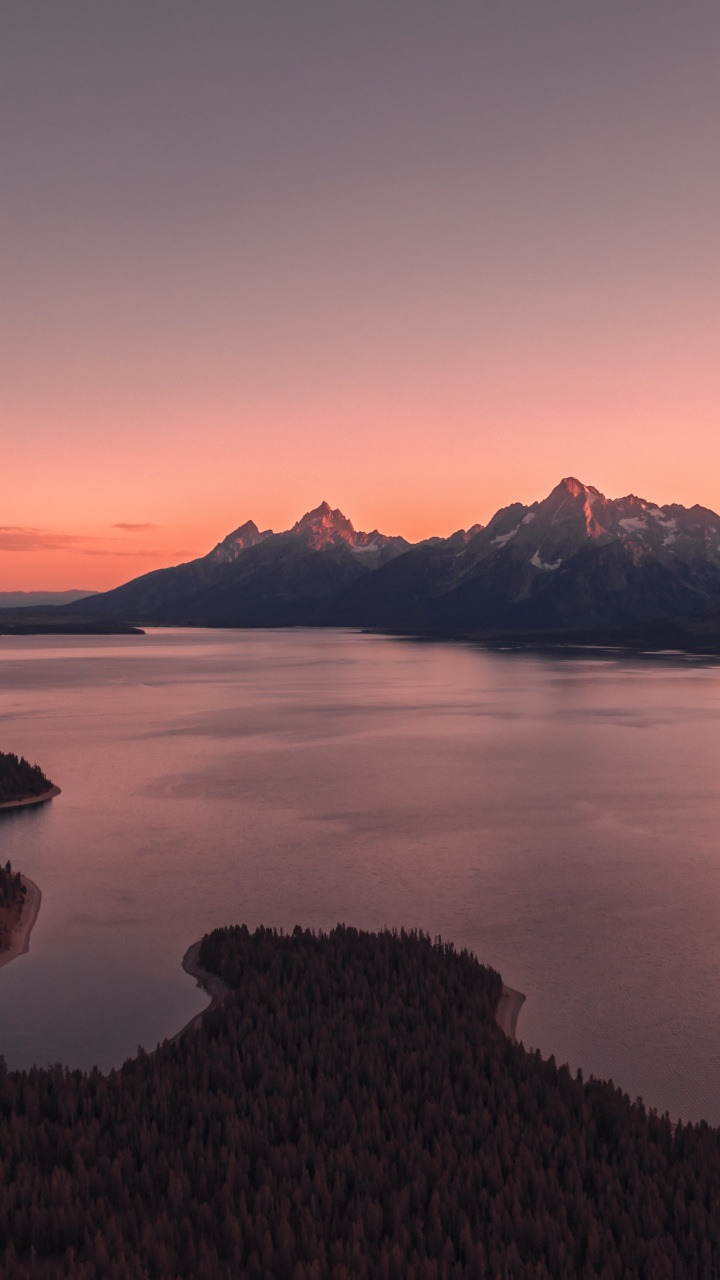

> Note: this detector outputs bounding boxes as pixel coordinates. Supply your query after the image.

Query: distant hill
[0,607,144,636]
[63,479,720,643]
[0,590,97,609]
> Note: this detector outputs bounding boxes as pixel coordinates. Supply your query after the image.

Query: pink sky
[3,2,719,591]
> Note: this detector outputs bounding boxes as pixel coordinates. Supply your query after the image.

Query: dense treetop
[0,860,26,949]
[0,924,720,1278]
[0,752,52,804]
[0,861,25,911]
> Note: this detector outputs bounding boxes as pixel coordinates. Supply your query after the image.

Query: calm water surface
[1,628,720,1123]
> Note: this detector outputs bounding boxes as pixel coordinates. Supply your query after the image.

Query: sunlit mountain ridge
[209,501,413,564]
[59,478,720,635]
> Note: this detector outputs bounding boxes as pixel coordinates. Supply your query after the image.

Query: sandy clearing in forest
[171,940,232,1044]
[495,984,525,1043]
[0,876,42,972]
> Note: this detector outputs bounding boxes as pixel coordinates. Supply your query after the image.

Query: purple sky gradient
[2,2,719,587]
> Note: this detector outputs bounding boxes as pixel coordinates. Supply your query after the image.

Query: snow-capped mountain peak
[468,479,720,579]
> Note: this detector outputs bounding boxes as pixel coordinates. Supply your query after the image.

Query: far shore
[495,984,525,1043]
[0,876,42,971]
[0,785,61,812]
[171,940,232,1044]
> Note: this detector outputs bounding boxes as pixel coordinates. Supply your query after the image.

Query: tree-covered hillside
[1,924,719,1278]
[0,752,52,804]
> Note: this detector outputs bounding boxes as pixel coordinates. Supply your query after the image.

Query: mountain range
[63,478,720,637]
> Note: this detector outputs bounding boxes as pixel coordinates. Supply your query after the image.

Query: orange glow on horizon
[5,442,720,594]
[3,6,719,592]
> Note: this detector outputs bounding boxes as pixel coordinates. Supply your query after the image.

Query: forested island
[0,751,54,806]
[1,924,720,1277]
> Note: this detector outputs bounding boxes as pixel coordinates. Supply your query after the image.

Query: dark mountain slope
[70,555,227,621]
[439,539,713,632]
[306,539,466,628]
[161,534,373,626]
[505,597,720,653]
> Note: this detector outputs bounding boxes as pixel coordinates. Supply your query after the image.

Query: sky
[2,1,719,590]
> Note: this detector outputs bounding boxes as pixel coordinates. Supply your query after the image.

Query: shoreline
[171,940,232,1043]
[0,876,42,971]
[174,942,525,1048]
[495,984,525,1043]
[361,626,720,660]
[0,784,61,812]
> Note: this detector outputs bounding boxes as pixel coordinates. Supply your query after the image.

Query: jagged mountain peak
[555,476,602,499]
[292,503,355,535]
[538,478,608,538]
[232,519,260,537]
[209,519,273,563]
[446,523,485,547]
[544,477,604,509]
[470,478,720,578]
[287,503,413,559]
[206,502,411,562]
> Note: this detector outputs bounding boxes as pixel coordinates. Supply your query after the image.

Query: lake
[1,628,720,1124]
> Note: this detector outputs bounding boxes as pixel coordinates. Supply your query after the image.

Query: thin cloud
[80,548,165,558]
[0,527,171,558]
[113,523,161,532]
[81,542,190,558]
[0,527,99,552]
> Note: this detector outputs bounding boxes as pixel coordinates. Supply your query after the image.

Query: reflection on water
[1,628,720,1123]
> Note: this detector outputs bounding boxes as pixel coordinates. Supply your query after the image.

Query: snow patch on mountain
[619,517,648,533]
[531,550,562,571]
[492,527,519,547]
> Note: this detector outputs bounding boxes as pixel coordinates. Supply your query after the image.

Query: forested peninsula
[0,751,56,807]
[1,924,720,1278]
